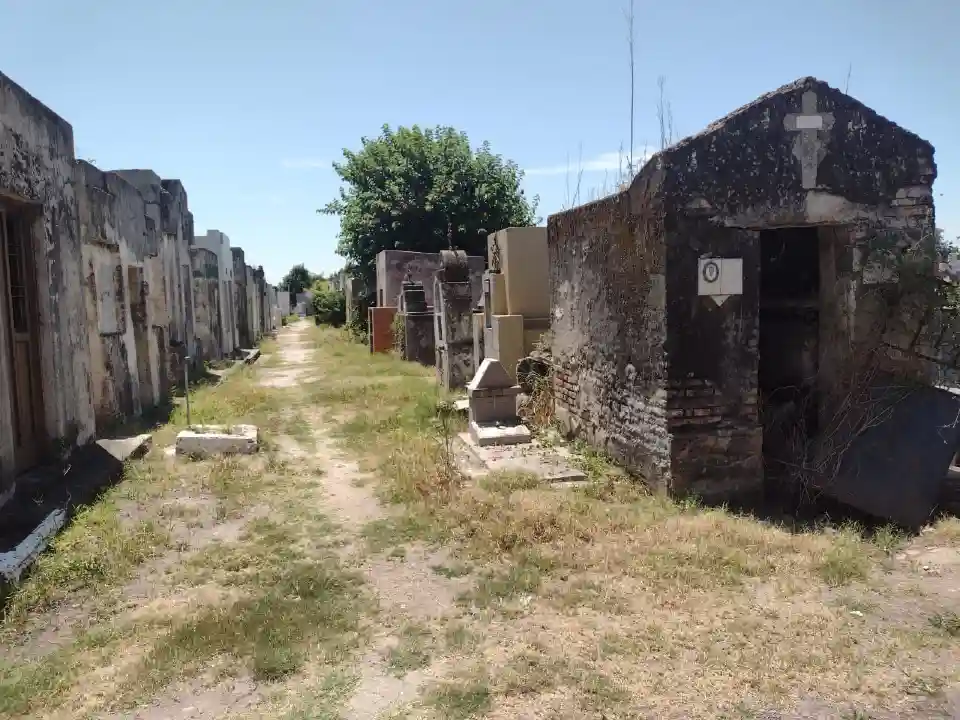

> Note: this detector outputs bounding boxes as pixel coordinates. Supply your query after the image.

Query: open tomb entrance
[758,226,842,494]
[1,205,45,474]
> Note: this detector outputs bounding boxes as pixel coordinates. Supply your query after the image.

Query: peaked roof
[653,76,933,164]
[467,358,515,391]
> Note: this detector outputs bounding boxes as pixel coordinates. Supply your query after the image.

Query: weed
[929,611,960,637]
[443,623,480,653]
[388,546,407,561]
[135,534,367,695]
[385,624,432,677]
[460,553,550,609]
[3,498,168,622]
[817,528,871,587]
[431,563,472,579]
[423,679,492,719]
[870,525,904,555]
[280,669,359,719]
[498,651,566,696]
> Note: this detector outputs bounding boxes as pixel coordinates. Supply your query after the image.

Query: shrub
[312,287,347,327]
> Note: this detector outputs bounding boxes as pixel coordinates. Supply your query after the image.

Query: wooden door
[1,209,43,472]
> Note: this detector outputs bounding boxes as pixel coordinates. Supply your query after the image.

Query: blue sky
[1,0,956,283]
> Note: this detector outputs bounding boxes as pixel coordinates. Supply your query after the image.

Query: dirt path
[261,321,470,720]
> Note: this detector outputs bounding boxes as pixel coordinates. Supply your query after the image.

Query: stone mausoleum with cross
[547,76,938,505]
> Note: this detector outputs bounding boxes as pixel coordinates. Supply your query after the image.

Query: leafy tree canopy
[279,264,319,296]
[320,124,538,287]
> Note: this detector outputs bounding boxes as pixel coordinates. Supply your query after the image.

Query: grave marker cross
[784,90,835,190]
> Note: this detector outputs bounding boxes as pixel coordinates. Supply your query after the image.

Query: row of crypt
[0,70,283,504]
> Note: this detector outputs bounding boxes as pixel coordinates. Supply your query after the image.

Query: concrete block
[0,509,66,582]
[176,424,259,457]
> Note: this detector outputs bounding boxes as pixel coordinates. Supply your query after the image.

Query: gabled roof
[649,76,933,166]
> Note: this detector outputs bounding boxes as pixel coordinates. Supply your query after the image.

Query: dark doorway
[1,208,45,473]
[759,227,821,490]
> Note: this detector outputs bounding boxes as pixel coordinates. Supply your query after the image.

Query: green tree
[320,125,538,288]
[279,264,317,296]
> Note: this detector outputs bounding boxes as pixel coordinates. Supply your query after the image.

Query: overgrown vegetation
[2,324,956,719]
[311,286,347,327]
[304,325,960,718]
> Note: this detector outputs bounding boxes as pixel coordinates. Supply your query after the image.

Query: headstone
[398,279,434,365]
[435,250,476,390]
[467,358,530,446]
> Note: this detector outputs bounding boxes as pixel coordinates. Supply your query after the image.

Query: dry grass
[3,324,956,719]
[306,326,960,719]
[0,344,374,719]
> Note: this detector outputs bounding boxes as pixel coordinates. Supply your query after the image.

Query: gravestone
[434,250,476,390]
[467,358,530,446]
[398,279,434,366]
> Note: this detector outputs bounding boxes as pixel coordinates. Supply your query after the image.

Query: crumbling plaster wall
[266,284,280,332]
[376,250,484,308]
[344,274,364,324]
[245,264,260,343]
[191,247,221,362]
[232,247,250,347]
[434,277,476,390]
[254,266,267,335]
[0,71,95,489]
[77,161,170,429]
[195,229,237,356]
[549,77,936,500]
[656,77,935,498]
[115,171,197,368]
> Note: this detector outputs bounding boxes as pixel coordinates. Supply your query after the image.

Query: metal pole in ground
[184,355,192,428]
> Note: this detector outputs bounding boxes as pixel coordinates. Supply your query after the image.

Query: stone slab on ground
[818,379,960,528]
[455,432,587,483]
[176,424,259,457]
[0,432,152,579]
[469,421,531,446]
[208,348,262,386]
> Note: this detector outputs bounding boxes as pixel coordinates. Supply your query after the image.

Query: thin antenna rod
[627,0,636,176]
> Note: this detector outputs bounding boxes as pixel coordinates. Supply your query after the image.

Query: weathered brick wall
[548,189,670,487]
[668,380,762,500]
[662,220,763,497]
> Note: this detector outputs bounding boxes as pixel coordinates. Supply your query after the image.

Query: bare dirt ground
[1,320,958,719]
